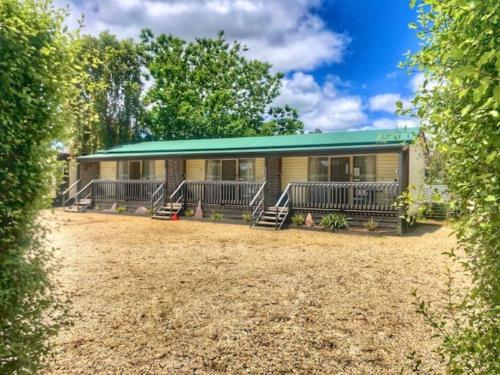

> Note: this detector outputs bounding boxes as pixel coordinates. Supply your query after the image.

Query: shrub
[1,1,76,372]
[320,213,349,231]
[116,205,126,213]
[241,212,251,222]
[364,218,378,232]
[184,208,194,217]
[291,213,305,225]
[403,1,499,372]
[210,212,224,221]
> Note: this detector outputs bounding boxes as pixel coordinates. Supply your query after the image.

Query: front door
[331,157,350,182]
[129,161,141,179]
[221,160,237,180]
[331,157,350,206]
[221,160,237,202]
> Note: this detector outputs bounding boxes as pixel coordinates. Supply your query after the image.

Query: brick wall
[166,159,185,194]
[264,157,282,206]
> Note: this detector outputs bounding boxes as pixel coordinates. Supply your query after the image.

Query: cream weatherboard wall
[100,161,117,179]
[186,159,205,180]
[409,144,426,190]
[281,157,308,190]
[255,158,265,181]
[152,160,165,179]
[375,153,399,182]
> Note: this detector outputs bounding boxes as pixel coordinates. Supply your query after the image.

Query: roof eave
[77,143,407,161]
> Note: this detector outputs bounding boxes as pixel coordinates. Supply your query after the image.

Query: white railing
[150,183,166,214]
[249,181,266,227]
[61,179,80,210]
[92,179,165,202]
[182,180,263,206]
[286,182,400,212]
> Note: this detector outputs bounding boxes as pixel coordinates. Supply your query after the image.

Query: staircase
[254,206,289,229]
[65,198,93,213]
[151,202,183,220]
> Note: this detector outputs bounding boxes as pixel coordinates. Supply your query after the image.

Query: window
[206,160,222,180]
[143,160,156,180]
[308,155,376,182]
[117,160,163,180]
[238,159,255,181]
[353,155,376,182]
[308,157,329,181]
[206,159,256,181]
[117,161,129,179]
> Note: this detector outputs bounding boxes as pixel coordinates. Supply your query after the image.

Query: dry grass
[44,210,456,374]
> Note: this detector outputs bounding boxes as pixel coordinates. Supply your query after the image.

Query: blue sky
[59,0,424,132]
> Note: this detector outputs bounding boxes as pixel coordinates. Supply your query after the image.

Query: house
[62,128,425,233]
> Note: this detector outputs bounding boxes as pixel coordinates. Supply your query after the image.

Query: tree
[0,0,76,372]
[260,106,304,136]
[404,0,499,373]
[141,30,291,139]
[72,32,145,155]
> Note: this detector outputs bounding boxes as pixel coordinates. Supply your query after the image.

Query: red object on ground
[171,213,179,221]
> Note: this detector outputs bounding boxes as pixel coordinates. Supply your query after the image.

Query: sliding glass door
[206,159,256,181]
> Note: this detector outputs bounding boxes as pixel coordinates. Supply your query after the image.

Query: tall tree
[73,32,144,155]
[404,0,499,373]
[0,0,76,372]
[260,106,304,136]
[141,30,300,139]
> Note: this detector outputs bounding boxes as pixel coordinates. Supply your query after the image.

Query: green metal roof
[78,128,420,160]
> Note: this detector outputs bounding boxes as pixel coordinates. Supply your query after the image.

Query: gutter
[77,143,407,161]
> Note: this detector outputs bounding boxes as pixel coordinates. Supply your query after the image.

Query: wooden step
[260,215,278,220]
[77,199,92,205]
[157,209,174,214]
[255,221,277,226]
[161,203,183,208]
[151,215,172,220]
[263,211,287,216]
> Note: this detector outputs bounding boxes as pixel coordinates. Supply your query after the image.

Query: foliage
[72,32,145,155]
[260,105,304,136]
[393,185,426,226]
[291,213,306,225]
[320,213,350,231]
[241,212,251,222]
[403,0,500,373]
[210,212,224,221]
[184,208,194,217]
[141,30,297,139]
[0,0,75,372]
[116,205,126,213]
[364,218,379,232]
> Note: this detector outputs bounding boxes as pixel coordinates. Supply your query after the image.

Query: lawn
[44,211,456,374]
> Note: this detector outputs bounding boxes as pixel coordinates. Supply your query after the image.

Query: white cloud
[274,72,367,132]
[365,117,419,130]
[369,93,401,113]
[57,0,349,72]
[410,72,439,92]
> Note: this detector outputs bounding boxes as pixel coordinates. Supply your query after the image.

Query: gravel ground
[43,210,456,374]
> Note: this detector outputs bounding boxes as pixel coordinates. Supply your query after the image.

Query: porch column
[264,157,281,207]
[166,159,185,195]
